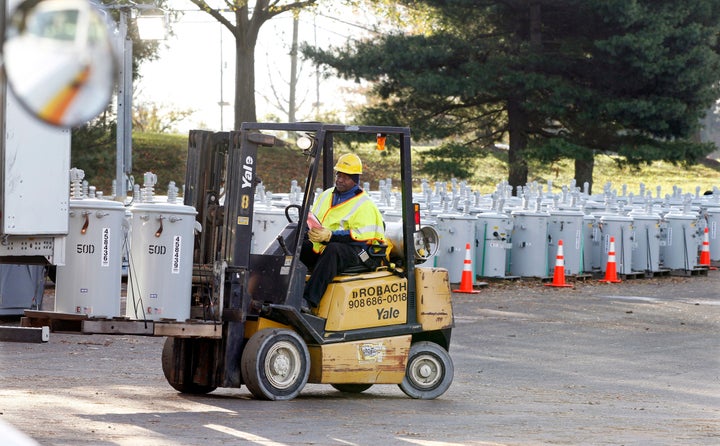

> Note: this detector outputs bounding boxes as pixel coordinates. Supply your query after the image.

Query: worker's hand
[309,227,332,243]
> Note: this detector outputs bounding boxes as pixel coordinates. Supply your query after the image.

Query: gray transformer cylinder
[598,214,634,275]
[475,211,513,278]
[435,214,478,283]
[662,210,699,271]
[126,202,197,321]
[629,210,662,272]
[252,205,289,254]
[583,213,602,272]
[547,209,584,275]
[703,205,720,261]
[55,198,126,317]
[509,210,549,278]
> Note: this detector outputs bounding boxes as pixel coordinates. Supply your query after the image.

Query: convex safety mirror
[4,0,116,127]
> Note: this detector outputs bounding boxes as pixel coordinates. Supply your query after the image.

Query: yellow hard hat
[334,153,363,175]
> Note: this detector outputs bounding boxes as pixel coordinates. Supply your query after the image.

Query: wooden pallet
[21,310,222,338]
[618,271,646,280]
[642,269,672,278]
[21,310,86,333]
[480,275,526,282]
[669,266,709,277]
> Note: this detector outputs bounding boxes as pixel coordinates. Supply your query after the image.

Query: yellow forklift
[163,123,454,400]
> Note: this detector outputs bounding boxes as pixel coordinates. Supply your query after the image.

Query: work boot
[300,301,311,314]
[300,299,317,314]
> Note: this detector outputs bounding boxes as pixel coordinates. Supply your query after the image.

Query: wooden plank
[23,310,88,321]
[21,310,87,333]
[153,322,222,338]
[82,320,154,336]
[20,316,48,328]
[0,326,49,343]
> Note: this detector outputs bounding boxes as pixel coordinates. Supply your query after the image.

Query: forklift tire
[241,328,310,401]
[398,341,454,400]
[161,337,218,395]
[331,383,373,394]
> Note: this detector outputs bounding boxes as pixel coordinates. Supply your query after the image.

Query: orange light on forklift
[376,133,386,151]
[413,203,421,231]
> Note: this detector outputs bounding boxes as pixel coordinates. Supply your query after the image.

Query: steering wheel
[285,204,301,223]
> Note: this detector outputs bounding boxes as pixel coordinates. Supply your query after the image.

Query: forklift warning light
[376,133,386,151]
[413,203,421,231]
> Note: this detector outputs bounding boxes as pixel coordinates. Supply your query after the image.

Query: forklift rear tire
[399,341,454,400]
[331,383,373,394]
[161,337,218,395]
[241,328,310,401]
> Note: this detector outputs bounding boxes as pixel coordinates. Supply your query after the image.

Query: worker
[300,153,387,312]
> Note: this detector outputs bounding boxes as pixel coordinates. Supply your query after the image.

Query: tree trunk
[234,39,257,129]
[574,154,594,195]
[507,99,529,195]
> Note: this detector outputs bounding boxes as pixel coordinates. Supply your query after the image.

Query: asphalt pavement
[0,271,718,445]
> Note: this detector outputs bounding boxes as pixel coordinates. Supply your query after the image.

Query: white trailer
[0,85,71,264]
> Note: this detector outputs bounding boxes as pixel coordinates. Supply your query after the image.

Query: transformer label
[146,306,162,315]
[148,245,166,255]
[101,228,110,267]
[76,244,95,254]
[171,235,182,274]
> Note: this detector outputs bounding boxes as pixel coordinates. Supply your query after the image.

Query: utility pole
[218,24,229,130]
[108,3,166,200]
[288,12,299,123]
[116,7,133,200]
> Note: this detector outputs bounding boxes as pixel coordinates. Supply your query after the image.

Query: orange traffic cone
[545,240,573,288]
[699,227,717,270]
[453,243,481,294]
[599,236,622,283]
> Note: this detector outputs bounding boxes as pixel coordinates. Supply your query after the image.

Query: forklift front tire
[161,337,218,395]
[399,341,454,400]
[241,328,310,401]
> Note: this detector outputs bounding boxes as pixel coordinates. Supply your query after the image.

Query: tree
[133,99,195,133]
[304,0,720,193]
[188,0,317,129]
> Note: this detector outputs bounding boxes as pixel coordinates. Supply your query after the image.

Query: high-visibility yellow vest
[310,188,385,254]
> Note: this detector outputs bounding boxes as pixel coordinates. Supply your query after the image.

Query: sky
[135,1,379,133]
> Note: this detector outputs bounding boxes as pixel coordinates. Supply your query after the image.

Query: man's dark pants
[300,240,363,307]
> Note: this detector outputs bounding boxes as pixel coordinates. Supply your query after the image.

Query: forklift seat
[340,264,375,275]
[339,242,388,275]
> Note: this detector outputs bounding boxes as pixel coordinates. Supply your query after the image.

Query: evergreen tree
[304,0,720,193]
